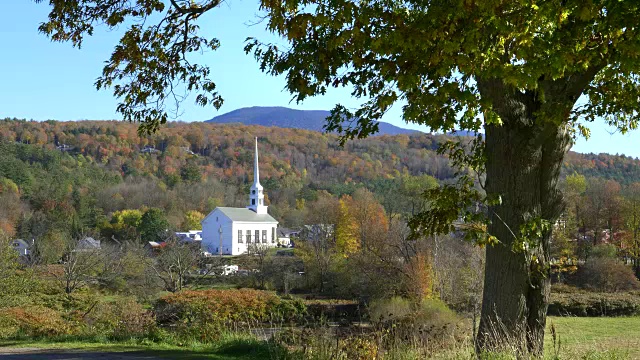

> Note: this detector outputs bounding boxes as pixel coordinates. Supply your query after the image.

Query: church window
[262,230,267,242]
[259,199,262,205]
[255,230,260,243]
[272,227,276,243]
[246,230,251,243]
[252,199,255,205]
[238,230,243,243]
[252,190,256,194]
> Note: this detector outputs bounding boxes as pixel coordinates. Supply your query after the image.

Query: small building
[75,237,101,251]
[56,144,75,152]
[144,241,167,254]
[300,224,335,242]
[10,239,32,257]
[277,228,300,247]
[140,145,159,154]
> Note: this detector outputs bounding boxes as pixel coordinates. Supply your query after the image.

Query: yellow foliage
[336,197,359,256]
[182,210,205,230]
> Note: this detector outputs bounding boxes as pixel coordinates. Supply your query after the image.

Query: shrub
[550,283,581,294]
[84,298,156,338]
[0,305,71,338]
[339,335,379,360]
[154,289,306,331]
[305,299,362,323]
[368,297,462,351]
[548,291,640,316]
[368,296,412,323]
[570,258,640,292]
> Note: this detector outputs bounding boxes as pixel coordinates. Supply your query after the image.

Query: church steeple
[253,137,260,187]
[248,137,268,214]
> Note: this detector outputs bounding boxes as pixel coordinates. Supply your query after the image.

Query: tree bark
[475,79,573,356]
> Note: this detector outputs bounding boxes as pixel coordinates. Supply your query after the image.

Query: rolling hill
[206,106,419,136]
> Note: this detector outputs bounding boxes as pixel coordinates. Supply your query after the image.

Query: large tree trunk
[475,83,571,356]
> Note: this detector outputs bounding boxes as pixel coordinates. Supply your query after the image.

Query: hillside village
[3,119,640,274]
[1,119,640,359]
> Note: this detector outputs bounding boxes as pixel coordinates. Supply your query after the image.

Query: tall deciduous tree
[37,0,640,354]
[623,183,640,278]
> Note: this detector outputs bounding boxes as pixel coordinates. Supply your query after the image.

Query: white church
[201,138,279,255]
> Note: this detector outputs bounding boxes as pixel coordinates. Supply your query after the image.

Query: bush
[549,291,640,316]
[154,289,306,331]
[550,283,581,294]
[84,298,156,339]
[368,296,412,323]
[570,258,640,292]
[305,299,362,323]
[368,297,463,350]
[339,335,379,360]
[0,305,71,338]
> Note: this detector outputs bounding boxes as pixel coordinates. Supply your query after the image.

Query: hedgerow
[154,289,306,329]
[548,291,640,316]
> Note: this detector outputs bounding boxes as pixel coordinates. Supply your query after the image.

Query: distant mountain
[206,106,419,136]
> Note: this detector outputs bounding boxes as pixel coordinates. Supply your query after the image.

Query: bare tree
[247,243,272,289]
[52,236,105,294]
[151,236,201,292]
[297,192,339,293]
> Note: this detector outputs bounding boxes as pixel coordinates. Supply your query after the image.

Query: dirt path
[0,348,166,359]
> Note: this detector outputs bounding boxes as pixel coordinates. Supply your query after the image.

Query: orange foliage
[408,252,437,300]
[155,289,306,327]
[0,306,71,337]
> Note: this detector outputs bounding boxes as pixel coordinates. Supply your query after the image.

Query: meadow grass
[1,316,639,359]
[545,316,640,359]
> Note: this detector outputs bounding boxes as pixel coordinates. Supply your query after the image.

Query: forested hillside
[0,118,639,242]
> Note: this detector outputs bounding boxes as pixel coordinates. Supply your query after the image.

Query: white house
[201,138,279,255]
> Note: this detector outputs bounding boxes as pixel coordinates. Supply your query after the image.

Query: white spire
[253,137,260,186]
[248,137,268,214]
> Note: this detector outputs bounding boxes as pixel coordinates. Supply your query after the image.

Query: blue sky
[1,1,638,158]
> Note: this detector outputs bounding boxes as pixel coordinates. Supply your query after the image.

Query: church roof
[216,207,278,223]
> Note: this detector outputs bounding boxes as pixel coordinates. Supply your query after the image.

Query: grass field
[545,316,640,359]
[1,317,639,359]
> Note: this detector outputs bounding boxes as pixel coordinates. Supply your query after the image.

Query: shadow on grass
[0,338,287,360]
[0,348,273,360]
[215,338,274,357]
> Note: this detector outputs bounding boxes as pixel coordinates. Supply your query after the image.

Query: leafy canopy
[248,0,640,139]
[36,0,224,134]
